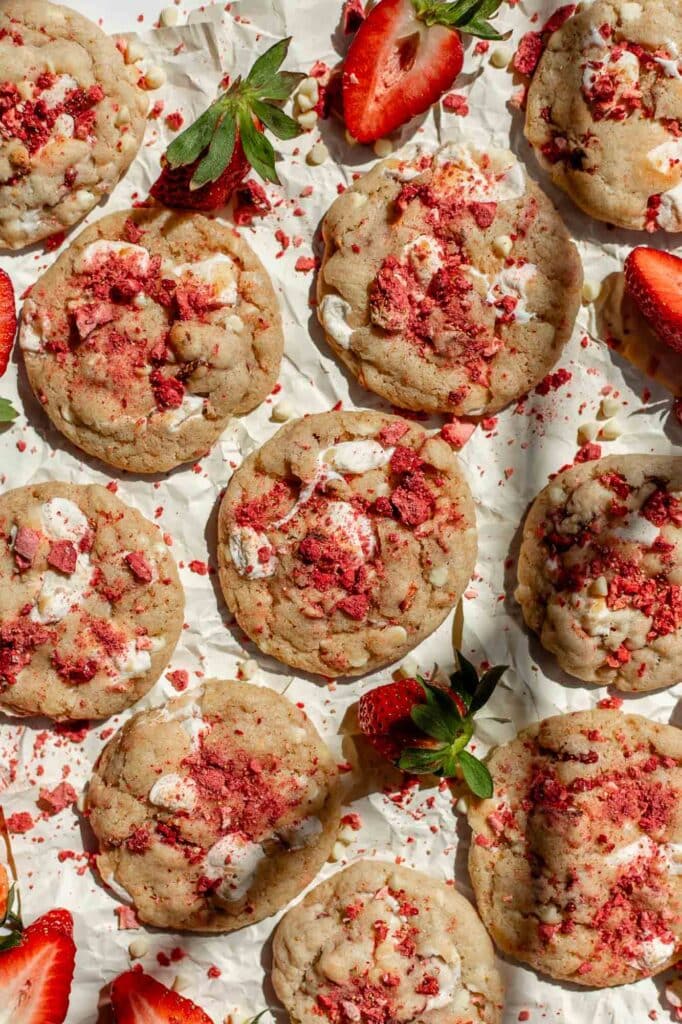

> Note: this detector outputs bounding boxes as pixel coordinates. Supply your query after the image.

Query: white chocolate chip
[160,5,180,26]
[125,40,146,65]
[396,656,419,679]
[666,980,682,1009]
[455,797,468,814]
[144,65,167,90]
[577,421,599,444]
[347,651,370,668]
[239,658,258,680]
[600,419,623,440]
[271,400,295,423]
[297,110,318,131]
[492,234,513,258]
[383,625,407,645]
[548,485,565,505]
[115,105,131,126]
[582,279,602,303]
[74,189,94,211]
[490,44,513,68]
[599,396,621,419]
[429,565,449,587]
[295,77,319,112]
[620,1,643,20]
[172,975,190,993]
[337,825,356,844]
[374,138,394,158]
[128,938,150,960]
[307,142,329,166]
[329,841,347,862]
[344,129,358,146]
[590,575,609,597]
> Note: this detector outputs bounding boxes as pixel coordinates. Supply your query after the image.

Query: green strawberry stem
[0,397,18,423]
[412,0,508,40]
[0,884,23,952]
[397,652,507,799]
[165,38,304,188]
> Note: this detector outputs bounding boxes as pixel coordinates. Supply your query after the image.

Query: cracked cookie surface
[272,859,504,1024]
[526,0,682,230]
[468,709,682,986]
[516,454,682,690]
[0,0,147,249]
[87,679,341,931]
[317,142,581,416]
[217,410,477,678]
[0,481,183,720]
[20,209,283,472]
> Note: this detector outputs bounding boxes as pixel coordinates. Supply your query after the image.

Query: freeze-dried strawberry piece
[390,445,422,475]
[391,472,435,526]
[73,301,117,340]
[125,551,154,583]
[336,593,369,619]
[150,369,185,410]
[47,540,78,574]
[378,421,409,445]
[513,32,543,76]
[52,651,100,684]
[13,526,40,569]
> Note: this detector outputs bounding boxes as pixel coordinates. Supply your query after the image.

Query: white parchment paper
[0,0,681,1021]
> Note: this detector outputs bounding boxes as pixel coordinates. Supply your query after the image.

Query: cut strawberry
[111,970,213,1024]
[0,908,76,1023]
[342,0,504,143]
[150,39,303,212]
[357,652,506,796]
[624,247,682,354]
[0,268,17,378]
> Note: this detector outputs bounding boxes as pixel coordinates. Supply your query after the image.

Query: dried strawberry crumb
[6,811,33,834]
[125,551,153,583]
[442,93,469,115]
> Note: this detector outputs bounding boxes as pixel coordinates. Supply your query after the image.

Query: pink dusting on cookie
[47,540,78,574]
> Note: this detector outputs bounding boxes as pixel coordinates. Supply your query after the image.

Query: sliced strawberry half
[0,268,17,378]
[342,0,504,143]
[624,246,682,354]
[111,970,214,1024]
[0,908,76,1024]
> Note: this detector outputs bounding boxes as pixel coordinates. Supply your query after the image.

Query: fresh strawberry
[624,247,682,354]
[150,38,303,211]
[151,138,249,211]
[0,908,76,1023]
[0,268,17,377]
[342,0,505,143]
[111,970,213,1024]
[357,652,506,796]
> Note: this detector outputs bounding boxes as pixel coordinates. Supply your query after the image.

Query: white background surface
[0,0,681,1022]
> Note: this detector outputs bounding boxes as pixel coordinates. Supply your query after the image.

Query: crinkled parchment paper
[0,0,681,1021]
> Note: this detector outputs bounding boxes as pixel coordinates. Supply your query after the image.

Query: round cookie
[217,410,477,678]
[0,0,147,250]
[317,142,582,416]
[0,482,183,720]
[87,680,341,931]
[272,859,504,1024]
[468,709,682,987]
[526,0,682,231]
[19,209,284,473]
[516,454,682,691]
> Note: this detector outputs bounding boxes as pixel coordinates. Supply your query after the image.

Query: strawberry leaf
[423,682,462,728]
[0,931,22,952]
[0,398,18,423]
[239,108,279,183]
[252,100,301,141]
[246,37,292,91]
[411,704,456,743]
[469,664,507,714]
[166,104,225,169]
[398,746,447,773]
[191,116,236,188]
[458,750,493,798]
[263,70,307,102]
[412,0,506,39]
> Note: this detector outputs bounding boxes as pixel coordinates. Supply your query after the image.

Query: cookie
[317,142,582,416]
[217,410,477,678]
[272,859,504,1024]
[526,0,682,231]
[19,209,284,473]
[516,454,682,691]
[87,679,341,931]
[0,482,183,720]
[0,0,147,250]
[468,709,682,987]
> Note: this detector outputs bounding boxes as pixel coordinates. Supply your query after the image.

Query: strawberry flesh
[342,0,463,142]
[150,135,249,211]
[624,246,682,354]
[0,908,76,1024]
[0,269,17,378]
[111,970,213,1024]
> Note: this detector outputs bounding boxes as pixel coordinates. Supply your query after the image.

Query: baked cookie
[87,680,341,931]
[0,0,147,250]
[0,482,183,720]
[526,0,682,231]
[317,142,582,416]
[468,709,682,987]
[272,859,504,1024]
[19,209,283,473]
[217,410,477,677]
[516,454,682,691]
